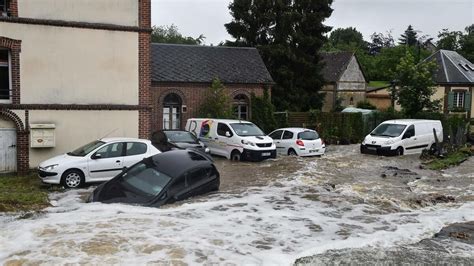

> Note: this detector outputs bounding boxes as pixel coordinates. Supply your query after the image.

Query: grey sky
[151,0,473,45]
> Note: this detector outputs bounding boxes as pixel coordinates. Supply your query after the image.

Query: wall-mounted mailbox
[30,124,56,148]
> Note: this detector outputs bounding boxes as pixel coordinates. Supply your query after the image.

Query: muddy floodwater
[0,145,473,265]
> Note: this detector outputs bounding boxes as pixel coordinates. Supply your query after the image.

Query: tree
[198,78,233,118]
[399,25,418,46]
[459,24,474,62]
[250,89,277,133]
[368,31,395,54]
[393,51,439,117]
[151,24,205,45]
[225,0,333,111]
[324,27,366,52]
[436,29,462,51]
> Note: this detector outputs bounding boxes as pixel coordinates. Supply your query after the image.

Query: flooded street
[1,145,473,265]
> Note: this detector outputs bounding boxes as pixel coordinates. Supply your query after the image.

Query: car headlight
[44,164,59,171]
[205,147,210,153]
[241,140,255,146]
[384,139,395,145]
[362,137,367,145]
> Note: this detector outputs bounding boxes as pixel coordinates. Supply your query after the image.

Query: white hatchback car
[38,138,161,188]
[268,128,326,156]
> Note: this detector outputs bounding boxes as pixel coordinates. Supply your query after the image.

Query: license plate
[262,152,271,156]
[309,149,318,153]
[368,147,376,151]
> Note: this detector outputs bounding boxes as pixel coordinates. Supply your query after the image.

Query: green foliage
[197,78,233,118]
[393,51,439,117]
[425,148,471,170]
[250,89,277,134]
[368,81,390,88]
[225,0,333,112]
[437,29,463,50]
[356,100,376,110]
[324,27,366,52]
[459,24,474,62]
[398,25,418,46]
[151,24,205,45]
[308,110,365,144]
[434,25,474,62]
[0,175,50,212]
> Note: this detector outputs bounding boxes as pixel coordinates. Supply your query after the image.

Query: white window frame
[0,48,12,103]
[453,91,465,108]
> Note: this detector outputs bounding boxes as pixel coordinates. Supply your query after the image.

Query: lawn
[425,147,472,170]
[368,80,390,88]
[0,174,51,212]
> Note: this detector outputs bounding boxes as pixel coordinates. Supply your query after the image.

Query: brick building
[150,44,274,131]
[0,0,152,173]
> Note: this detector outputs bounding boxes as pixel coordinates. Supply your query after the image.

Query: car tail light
[296,139,304,146]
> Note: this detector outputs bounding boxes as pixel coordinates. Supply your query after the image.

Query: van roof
[188,118,253,124]
[382,119,441,125]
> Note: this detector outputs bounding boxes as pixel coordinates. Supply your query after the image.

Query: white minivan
[185,119,276,161]
[361,119,443,156]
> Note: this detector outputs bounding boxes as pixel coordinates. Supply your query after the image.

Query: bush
[356,100,377,110]
[197,78,233,118]
[250,89,277,134]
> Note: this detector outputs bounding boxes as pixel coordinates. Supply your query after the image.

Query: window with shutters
[448,91,471,112]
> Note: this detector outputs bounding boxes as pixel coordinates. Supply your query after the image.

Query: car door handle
[214,138,218,140]
[276,142,280,144]
[116,160,121,163]
[8,144,16,148]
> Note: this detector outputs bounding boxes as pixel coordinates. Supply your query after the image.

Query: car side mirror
[225,131,231,137]
[92,153,102,160]
[403,133,411,139]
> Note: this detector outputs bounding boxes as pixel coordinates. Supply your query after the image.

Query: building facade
[150,44,274,131]
[0,0,152,173]
[319,52,368,112]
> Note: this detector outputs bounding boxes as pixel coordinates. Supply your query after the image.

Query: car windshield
[230,123,265,136]
[371,123,407,137]
[68,140,105,156]
[298,131,319,140]
[164,131,198,144]
[119,159,172,199]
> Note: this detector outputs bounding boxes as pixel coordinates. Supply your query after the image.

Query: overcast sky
[151,0,473,45]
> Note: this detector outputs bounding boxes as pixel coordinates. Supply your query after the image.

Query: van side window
[269,130,283,140]
[404,125,415,138]
[217,123,233,137]
[282,131,294,140]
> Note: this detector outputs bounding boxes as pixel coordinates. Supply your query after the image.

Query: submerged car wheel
[288,149,297,156]
[396,147,404,156]
[62,169,84,189]
[231,150,241,161]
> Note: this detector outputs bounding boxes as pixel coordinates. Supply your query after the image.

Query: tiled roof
[151,44,274,84]
[424,49,474,84]
[320,52,354,82]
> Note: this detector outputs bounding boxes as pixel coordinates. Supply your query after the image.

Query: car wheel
[396,147,404,156]
[231,150,241,161]
[288,149,297,156]
[429,143,437,153]
[62,169,85,189]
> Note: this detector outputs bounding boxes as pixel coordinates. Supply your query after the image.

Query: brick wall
[151,82,266,131]
[138,0,152,138]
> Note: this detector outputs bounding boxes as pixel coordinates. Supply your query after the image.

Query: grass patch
[0,174,51,212]
[425,148,472,170]
[368,80,390,88]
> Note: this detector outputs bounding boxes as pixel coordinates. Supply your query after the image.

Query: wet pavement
[0,145,473,265]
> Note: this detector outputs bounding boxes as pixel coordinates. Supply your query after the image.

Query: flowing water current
[0,145,473,265]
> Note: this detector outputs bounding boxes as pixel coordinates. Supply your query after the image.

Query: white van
[185,119,277,161]
[361,119,443,156]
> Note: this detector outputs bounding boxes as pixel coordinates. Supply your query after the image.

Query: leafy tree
[225,0,333,111]
[459,24,474,62]
[436,29,462,50]
[324,27,366,52]
[368,31,395,54]
[198,78,233,118]
[393,52,440,117]
[250,89,277,133]
[151,24,205,45]
[399,25,418,46]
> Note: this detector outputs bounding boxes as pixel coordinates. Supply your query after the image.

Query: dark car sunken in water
[151,130,210,154]
[88,150,220,207]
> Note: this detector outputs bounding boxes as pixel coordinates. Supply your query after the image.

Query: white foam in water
[0,160,473,265]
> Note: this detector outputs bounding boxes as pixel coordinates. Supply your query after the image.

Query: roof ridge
[439,50,450,82]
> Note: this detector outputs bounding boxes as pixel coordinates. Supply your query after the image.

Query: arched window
[233,94,249,120]
[163,93,182,129]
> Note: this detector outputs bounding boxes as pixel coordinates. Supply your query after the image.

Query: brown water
[1,145,472,265]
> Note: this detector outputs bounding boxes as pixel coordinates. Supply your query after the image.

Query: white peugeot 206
[268,128,326,156]
[38,138,161,188]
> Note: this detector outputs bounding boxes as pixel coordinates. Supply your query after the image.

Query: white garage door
[0,129,17,173]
